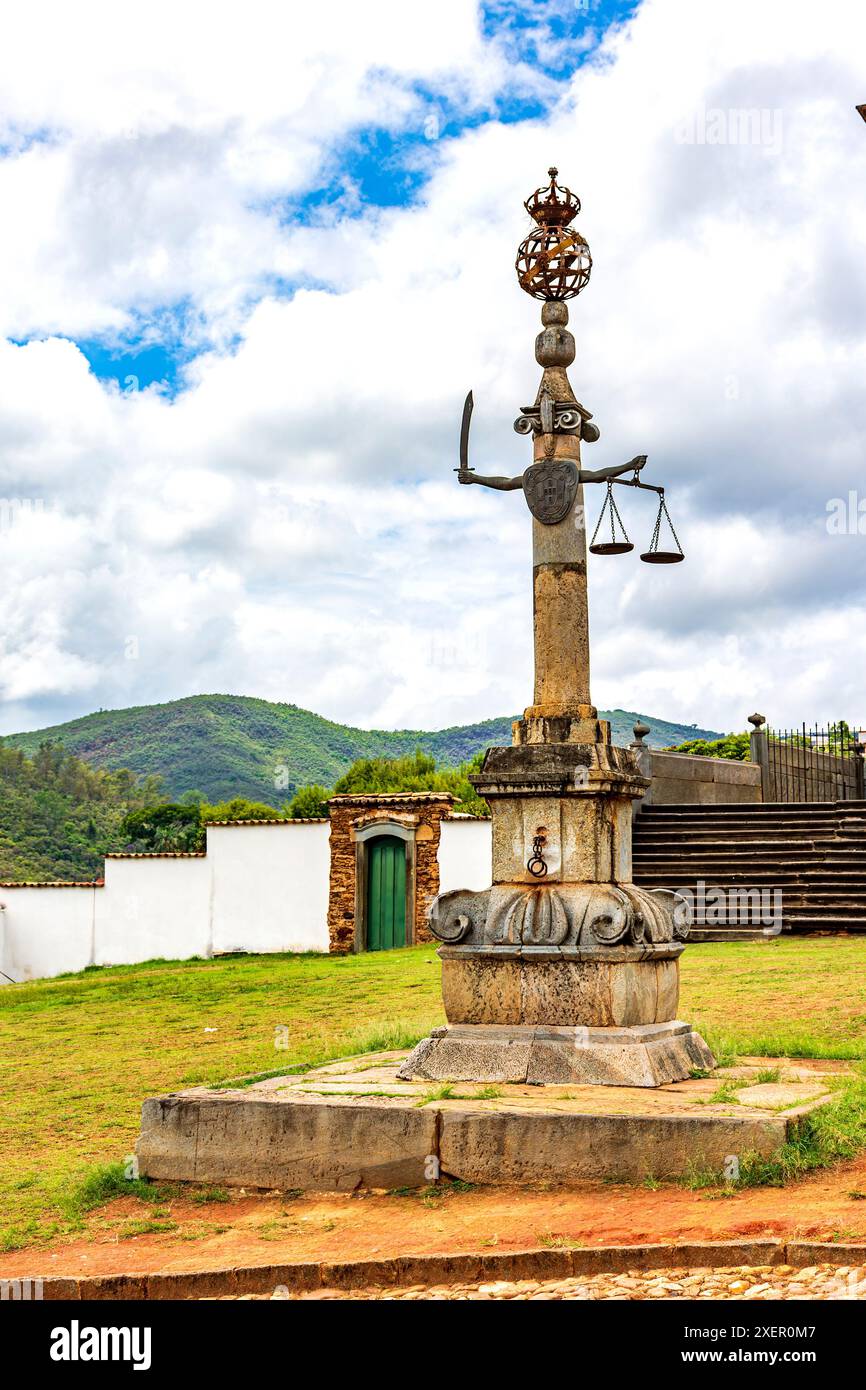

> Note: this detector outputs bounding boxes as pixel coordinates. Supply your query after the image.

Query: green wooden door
[366,836,406,951]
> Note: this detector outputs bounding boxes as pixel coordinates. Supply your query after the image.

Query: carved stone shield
[523,460,578,525]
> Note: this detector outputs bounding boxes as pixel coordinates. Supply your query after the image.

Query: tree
[287,784,330,818]
[332,749,438,794]
[826,721,855,754]
[664,732,751,762]
[0,744,165,881]
[120,804,203,852]
[319,748,490,816]
[199,797,286,823]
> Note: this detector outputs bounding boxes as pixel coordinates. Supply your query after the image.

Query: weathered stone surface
[54,1243,866,1301]
[521,960,620,1026]
[137,1097,199,1180]
[399,1021,714,1086]
[735,1082,827,1109]
[138,1091,438,1192]
[655,958,681,1021]
[259,1260,859,1301]
[401,1027,534,1084]
[137,1051,837,1191]
[635,748,762,807]
[441,955,522,1024]
[607,959,677,1026]
[438,1107,782,1184]
[787,1241,866,1268]
[430,881,687,956]
[476,740,647,800]
[476,756,641,889]
[525,1026,676,1086]
[514,712,608,745]
[438,954,681,1028]
[526,429,590,713]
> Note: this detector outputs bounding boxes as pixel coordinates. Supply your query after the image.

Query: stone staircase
[632,801,866,940]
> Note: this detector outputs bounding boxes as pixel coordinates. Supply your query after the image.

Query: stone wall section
[327,793,455,953]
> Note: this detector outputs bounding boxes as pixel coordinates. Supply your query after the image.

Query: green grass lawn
[2,937,866,1249]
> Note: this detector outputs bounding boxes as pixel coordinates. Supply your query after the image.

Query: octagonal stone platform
[137,1052,840,1192]
[399,1021,713,1088]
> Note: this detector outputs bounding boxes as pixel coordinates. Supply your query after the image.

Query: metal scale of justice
[456,387,684,564]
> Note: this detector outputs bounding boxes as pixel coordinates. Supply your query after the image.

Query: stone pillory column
[400,168,714,1087]
[526,301,593,725]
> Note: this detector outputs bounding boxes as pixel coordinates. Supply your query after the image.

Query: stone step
[635,882,866,896]
[634,884,866,899]
[785,905,866,917]
[633,866,866,880]
[637,813,866,826]
[639,800,866,812]
[636,811,866,817]
[633,834,850,845]
[638,838,866,849]
[632,878,866,896]
[637,829,866,843]
[781,918,866,933]
[649,868,866,878]
[637,813,866,825]
[633,866,866,878]
[688,928,773,942]
[680,903,866,918]
[631,850,866,861]
[634,839,844,851]
[632,800,866,935]
[635,826,860,838]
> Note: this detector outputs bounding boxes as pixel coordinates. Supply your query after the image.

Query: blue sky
[71,337,185,395]
[59,0,641,396]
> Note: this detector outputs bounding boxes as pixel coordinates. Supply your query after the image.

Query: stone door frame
[353,820,417,953]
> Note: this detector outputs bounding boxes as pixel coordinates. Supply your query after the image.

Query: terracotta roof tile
[104,852,206,859]
[205,818,328,826]
[0,880,103,889]
[328,792,455,805]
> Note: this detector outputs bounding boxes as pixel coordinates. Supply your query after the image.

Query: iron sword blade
[455,389,474,471]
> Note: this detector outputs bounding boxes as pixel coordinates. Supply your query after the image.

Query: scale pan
[589,541,634,556]
[640,550,684,564]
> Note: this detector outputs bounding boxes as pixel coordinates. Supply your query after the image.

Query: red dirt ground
[5,1155,866,1280]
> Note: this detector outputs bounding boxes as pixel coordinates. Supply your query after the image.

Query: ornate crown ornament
[523,166,581,225]
[516,165,592,302]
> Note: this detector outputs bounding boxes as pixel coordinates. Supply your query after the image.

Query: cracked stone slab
[399,1020,714,1087]
[137,1051,842,1191]
[734,1082,828,1110]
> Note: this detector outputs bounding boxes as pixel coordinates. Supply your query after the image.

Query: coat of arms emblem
[522,460,579,525]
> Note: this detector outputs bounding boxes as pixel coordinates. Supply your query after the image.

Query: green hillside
[2,695,720,808]
[0,743,163,883]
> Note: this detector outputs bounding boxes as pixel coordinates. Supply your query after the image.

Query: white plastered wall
[438,818,492,892]
[95,856,212,966]
[209,821,331,954]
[0,817,487,983]
[0,886,96,982]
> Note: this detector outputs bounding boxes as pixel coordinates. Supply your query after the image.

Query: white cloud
[0,0,545,343]
[1,0,866,742]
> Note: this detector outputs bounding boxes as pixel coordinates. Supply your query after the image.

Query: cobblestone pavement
[231,1264,866,1300]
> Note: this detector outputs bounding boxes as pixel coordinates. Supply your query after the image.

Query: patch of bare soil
[5,1153,866,1280]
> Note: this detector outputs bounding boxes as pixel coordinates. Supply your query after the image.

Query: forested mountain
[3,695,719,807]
[0,744,163,882]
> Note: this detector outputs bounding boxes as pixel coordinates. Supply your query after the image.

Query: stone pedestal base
[440,947,682,1028]
[398,1021,715,1088]
[137,1051,834,1190]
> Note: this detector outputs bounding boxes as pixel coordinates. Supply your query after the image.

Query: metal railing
[762,722,866,803]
